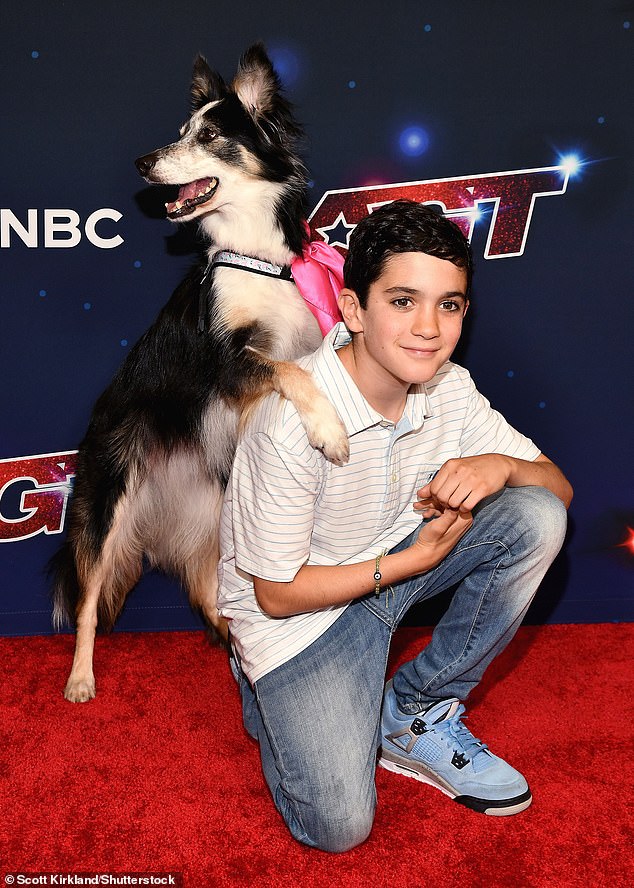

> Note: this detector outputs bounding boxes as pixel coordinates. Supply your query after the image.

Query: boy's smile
[337,251,469,420]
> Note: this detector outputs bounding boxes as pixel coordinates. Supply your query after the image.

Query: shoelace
[432,704,490,761]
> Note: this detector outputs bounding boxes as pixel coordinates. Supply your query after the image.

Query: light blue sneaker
[379,680,532,816]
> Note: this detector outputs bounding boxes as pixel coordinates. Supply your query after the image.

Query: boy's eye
[392,296,413,308]
[440,300,461,312]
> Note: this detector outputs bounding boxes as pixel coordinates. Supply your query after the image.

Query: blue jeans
[233,487,567,852]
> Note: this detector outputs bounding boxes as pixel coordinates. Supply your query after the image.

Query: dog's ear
[191,55,227,110]
[231,43,281,119]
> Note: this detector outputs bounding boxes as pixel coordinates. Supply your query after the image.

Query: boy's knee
[280,782,375,853]
[509,486,568,556]
[303,804,374,853]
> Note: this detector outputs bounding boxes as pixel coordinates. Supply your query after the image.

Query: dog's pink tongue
[165,177,217,217]
[178,178,213,201]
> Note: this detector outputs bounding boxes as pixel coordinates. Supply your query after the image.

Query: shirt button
[391,473,398,482]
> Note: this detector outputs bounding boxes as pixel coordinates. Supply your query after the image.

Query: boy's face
[339,251,469,389]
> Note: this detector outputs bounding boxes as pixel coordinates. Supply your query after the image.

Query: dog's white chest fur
[212,266,323,359]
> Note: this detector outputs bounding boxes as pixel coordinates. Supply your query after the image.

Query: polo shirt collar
[313,323,433,437]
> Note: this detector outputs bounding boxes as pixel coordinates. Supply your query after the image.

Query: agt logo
[0,452,77,542]
[308,162,577,259]
[0,208,124,248]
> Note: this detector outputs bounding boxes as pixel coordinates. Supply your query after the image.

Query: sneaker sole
[378,752,532,817]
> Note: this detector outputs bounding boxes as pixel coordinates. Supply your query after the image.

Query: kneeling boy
[218,200,572,852]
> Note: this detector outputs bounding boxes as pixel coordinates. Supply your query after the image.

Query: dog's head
[135,44,308,237]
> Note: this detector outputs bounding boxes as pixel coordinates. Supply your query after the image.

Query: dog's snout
[135,154,157,178]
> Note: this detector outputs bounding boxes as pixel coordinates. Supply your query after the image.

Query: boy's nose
[412,308,440,338]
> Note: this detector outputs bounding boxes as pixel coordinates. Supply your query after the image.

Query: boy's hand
[417,454,512,513]
[412,507,473,571]
[413,494,443,519]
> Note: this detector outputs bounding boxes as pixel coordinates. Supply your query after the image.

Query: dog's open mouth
[165,177,219,219]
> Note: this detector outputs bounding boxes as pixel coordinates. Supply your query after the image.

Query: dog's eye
[198,126,217,143]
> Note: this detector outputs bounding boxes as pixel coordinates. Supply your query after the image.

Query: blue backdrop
[2,1,632,634]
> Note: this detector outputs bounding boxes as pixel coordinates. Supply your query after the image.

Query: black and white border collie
[51,44,348,702]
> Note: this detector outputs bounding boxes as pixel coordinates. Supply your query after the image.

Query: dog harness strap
[197,252,293,333]
[211,250,293,280]
[197,265,215,333]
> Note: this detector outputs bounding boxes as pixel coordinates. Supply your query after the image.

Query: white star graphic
[315,211,356,250]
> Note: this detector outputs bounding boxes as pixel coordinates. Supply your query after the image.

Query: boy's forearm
[254,548,422,618]
[253,508,473,618]
[505,454,573,508]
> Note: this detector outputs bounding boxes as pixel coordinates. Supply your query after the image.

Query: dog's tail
[48,541,81,630]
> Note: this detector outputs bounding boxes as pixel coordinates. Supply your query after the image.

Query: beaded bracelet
[374,550,387,598]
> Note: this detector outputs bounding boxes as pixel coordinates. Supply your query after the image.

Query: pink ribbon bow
[291,231,344,336]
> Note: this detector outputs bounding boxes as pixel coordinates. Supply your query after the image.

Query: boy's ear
[338,288,364,334]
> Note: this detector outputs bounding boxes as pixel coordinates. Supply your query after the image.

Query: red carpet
[1,624,632,887]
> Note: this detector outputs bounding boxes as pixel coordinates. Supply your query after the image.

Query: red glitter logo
[0,451,77,542]
[309,164,572,258]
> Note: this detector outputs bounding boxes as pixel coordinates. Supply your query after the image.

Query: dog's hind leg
[63,496,143,702]
[63,569,103,702]
[140,452,229,642]
[182,474,228,643]
[185,534,228,644]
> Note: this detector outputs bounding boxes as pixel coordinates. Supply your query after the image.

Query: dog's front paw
[275,363,350,465]
[305,408,349,466]
[64,676,96,703]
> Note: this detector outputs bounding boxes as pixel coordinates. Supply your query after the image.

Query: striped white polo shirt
[217,322,540,684]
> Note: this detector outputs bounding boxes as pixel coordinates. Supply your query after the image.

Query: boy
[217,200,572,853]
